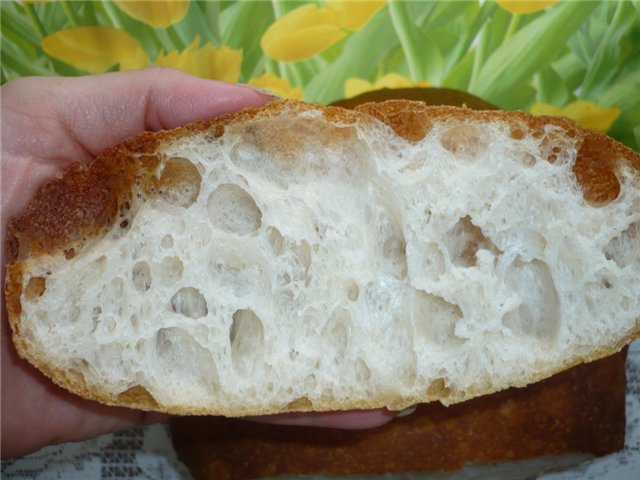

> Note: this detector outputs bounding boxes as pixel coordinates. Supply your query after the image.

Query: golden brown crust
[4,99,640,415]
[172,350,627,480]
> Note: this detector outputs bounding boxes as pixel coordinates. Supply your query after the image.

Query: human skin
[0,68,394,459]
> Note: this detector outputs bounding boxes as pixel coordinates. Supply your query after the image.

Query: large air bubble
[230,309,265,374]
[207,184,262,235]
[502,258,560,340]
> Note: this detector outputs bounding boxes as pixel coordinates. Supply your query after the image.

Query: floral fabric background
[1,0,639,151]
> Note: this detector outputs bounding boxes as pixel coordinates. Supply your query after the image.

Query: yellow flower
[261,4,345,62]
[344,73,430,98]
[530,100,620,132]
[496,0,559,15]
[261,1,385,62]
[155,36,242,82]
[113,1,189,28]
[247,72,304,100]
[42,27,148,73]
[326,0,386,31]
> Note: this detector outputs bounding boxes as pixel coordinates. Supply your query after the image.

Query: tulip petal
[531,100,620,132]
[562,100,620,132]
[496,1,559,15]
[42,27,148,73]
[264,26,346,62]
[248,72,304,100]
[261,4,346,62]
[326,0,386,31]
[530,103,562,116]
[345,73,430,98]
[113,1,189,28]
[345,78,376,98]
[155,36,242,82]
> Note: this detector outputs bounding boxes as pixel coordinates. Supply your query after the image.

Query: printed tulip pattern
[2,0,638,150]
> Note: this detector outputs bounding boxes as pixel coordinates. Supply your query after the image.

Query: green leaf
[473,1,598,103]
[1,2,42,47]
[599,70,640,108]
[389,0,439,82]
[220,0,275,82]
[494,84,537,111]
[445,1,496,70]
[80,1,100,25]
[580,2,637,99]
[1,35,54,77]
[418,0,476,30]
[441,49,475,91]
[174,1,219,47]
[533,66,570,105]
[304,7,400,104]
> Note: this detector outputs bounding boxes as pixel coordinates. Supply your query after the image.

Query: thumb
[2,67,275,161]
[57,67,276,157]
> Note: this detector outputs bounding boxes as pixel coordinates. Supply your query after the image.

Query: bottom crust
[172,350,627,480]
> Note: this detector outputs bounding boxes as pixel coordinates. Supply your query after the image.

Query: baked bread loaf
[5,100,640,415]
[172,349,628,479]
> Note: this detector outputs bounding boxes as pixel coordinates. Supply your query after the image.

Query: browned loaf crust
[171,350,628,479]
[4,100,640,414]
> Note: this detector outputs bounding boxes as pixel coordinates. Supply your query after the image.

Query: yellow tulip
[344,73,430,98]
[247,72,304,100]
[496,0,559,15]
[261,1,385,62]
[530,100,620,132]
[113,1,189,28]
[261,4,345,62]
[155,36,242,83]
[42,27,148,73]
[326,0,386,31]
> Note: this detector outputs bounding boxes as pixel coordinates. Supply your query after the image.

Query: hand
[0,68,394,459]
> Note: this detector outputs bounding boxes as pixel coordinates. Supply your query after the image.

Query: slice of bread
[5,100,640,416]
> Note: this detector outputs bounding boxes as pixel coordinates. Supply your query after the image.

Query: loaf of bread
[172,349,628,479]
[5,100,640,415]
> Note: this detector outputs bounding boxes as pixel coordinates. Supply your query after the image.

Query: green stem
[502,13,522,44]
[581,1,626,97]
[285,63,304,88]
[166,25,186,51]
[468,22,491,92]
[82,1,99,24]
[269,0,288,81]
[23,3,47,39]
[270,0,285,18]
[1,44,53,77]
[100,1,124,29]
[388,0,421,81]
[61,1,80,27]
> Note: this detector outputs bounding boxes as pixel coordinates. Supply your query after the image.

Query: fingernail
[242,84,281,99]
[395,405,417,417]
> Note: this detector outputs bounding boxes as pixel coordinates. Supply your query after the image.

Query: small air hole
[171,287,208,319]
[25,276,46,300]
[132,261,152,292]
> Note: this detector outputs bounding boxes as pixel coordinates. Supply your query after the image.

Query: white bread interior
[7,100,640,415]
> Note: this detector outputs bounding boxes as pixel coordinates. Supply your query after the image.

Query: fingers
[1,67,274,161]
[57,68,275,157]
[247,408,396,429]
[0,314,167,459]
